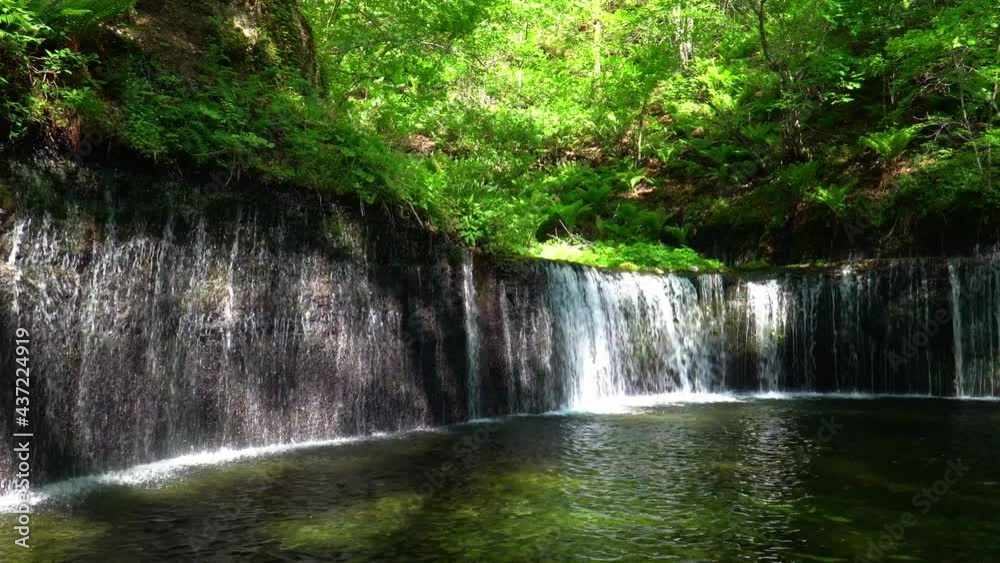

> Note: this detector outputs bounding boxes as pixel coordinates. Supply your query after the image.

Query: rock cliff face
[0,157,476,490]
[4,157,1000,494]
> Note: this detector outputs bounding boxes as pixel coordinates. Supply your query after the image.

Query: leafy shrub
[530,239,724,272]
[0,1,47,45]
[778,160,820,193]
[596,202,670,242]
[25,0,136,35]
[737,259,772,271]
[806,181,855,217]
[739,122,781,150]
[860,126,921,163]
[0,1,48,135]
[663,225,688,246]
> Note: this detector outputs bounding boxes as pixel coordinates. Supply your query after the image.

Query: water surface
[2,397,998,562]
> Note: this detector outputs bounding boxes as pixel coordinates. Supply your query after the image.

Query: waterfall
[697,273,725,317]
[461,253,482,418]
[948,257,1000,397]
[5,219,24,266]
[6,208,1000,494]
[948,261,966,395]
[720,261,954,395]
[791,277,820,390]
[498,280,515,391]
[494,275,556,413]
[5,218,28,315]
[696,273,727,392]
[545,264,723,409]
[0,212,469,489]
[831,266,867,391]
[746,280,788,392]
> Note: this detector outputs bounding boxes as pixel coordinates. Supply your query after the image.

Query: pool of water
[2,397,999,562]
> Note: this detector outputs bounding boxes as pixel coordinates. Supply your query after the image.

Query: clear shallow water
[2,397,999,562]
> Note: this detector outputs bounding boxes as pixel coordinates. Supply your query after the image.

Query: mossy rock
[119,0,318,85]
[256,0,319,84]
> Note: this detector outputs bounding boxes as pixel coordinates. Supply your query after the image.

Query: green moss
[530,239,724,273]
[737,259,773,272]
[258,0,317,83]
[260,492,423,551]
[0,512,112,562]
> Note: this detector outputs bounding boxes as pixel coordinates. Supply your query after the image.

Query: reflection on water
[2,398,998,562]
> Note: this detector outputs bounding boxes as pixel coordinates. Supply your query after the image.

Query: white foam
[460,416,507,425]
[751,391,934,400]
[748,391,1000,401]
[0,431,415,511]
[564,390,1000,414]
[561,392,742,414]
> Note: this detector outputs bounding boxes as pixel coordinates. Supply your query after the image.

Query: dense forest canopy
[1,0,997,269]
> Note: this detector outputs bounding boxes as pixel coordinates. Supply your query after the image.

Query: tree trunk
[754,0,807,161]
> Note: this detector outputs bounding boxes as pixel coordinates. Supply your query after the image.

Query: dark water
[2,397,999,562]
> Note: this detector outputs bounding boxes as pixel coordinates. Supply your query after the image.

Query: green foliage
[531,239,723,273]
[778,161,821,193]
[25,0,135,35]
[860,126,921,163]
[0,1,48,45]
[2,0,999,269]
[0,0,48,135]
[737,259,772,272]
[0,0,128,137]
[663,225,689,246]
[596,203,671,242]
[807,182,855,217]
[740,123,782,150]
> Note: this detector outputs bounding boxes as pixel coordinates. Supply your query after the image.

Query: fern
[553,200,592,230]
[26,0,136,34]
[779,160,820,193]
[0,1,49,42]
[740,122,781,149]
[595,202,671,242]
[663,225,689,246]
[578,184,614,208]
[695,142,748,166]
[807,181,855,217]
[860,125,922,163]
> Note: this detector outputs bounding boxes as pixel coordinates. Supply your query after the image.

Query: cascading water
[461,253,482,418]
[745,280,789,392]
[948,257,1000,397]
[831,266,869,391]
[713,261,957,394]
[949,261,966,395]
[4,218,27,315]
[5,207,1000,496]
[696,273,727,391]
[545,265,724,409]
[790,277,820,390]
[491,274,556,413]
[0,212,470,490]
